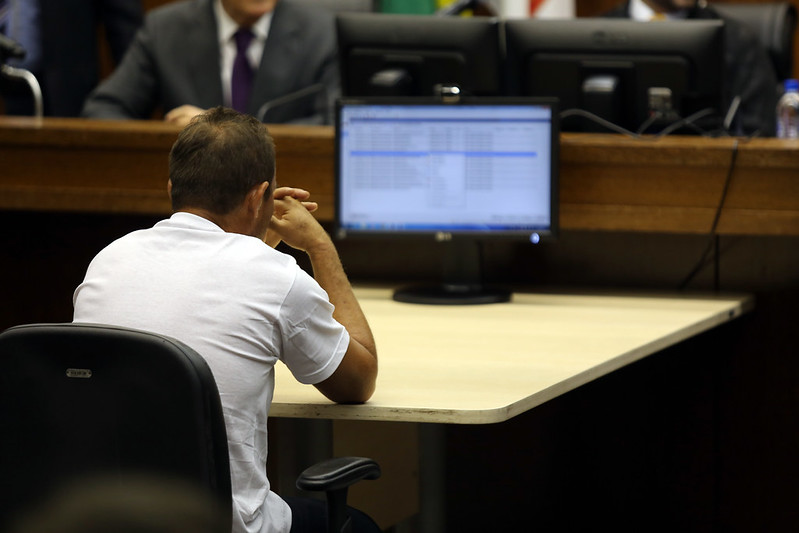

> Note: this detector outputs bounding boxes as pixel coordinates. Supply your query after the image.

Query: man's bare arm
[268,195,377,403]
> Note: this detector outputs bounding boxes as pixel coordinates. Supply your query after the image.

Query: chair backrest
[0,323,232,531]
[712,1,798,80]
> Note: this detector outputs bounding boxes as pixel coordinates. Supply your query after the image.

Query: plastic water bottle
[776,79,799,139]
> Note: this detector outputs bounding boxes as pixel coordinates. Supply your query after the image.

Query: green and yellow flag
[379,0,482,16]
[379,0,436,14]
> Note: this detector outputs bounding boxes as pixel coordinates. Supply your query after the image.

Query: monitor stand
[392,240,511,305]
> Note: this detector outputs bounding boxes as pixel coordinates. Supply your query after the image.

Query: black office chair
[713,1,798,80]
[0,323,380,533]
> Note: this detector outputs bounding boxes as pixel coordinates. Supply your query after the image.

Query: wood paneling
[3,118,799,236]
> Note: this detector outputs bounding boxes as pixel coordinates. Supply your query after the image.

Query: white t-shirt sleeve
[277,268,349,385]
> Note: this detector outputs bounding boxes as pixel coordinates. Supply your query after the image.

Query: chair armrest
[296,457,380,533]
[296,456,381,492]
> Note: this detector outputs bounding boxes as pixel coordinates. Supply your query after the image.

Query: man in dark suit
[81,0,337,125]
[603,0,778,136]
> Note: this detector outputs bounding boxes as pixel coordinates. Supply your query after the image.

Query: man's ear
[259,180,271,200]
[248,181,271,214]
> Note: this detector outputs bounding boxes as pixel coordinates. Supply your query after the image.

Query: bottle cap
[785,79,799,91]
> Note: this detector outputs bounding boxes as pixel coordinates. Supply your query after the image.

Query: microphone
[1,34,43,118]
[255,83,327,123]
[1,63,44,117]
[0,35,43,118]
[723,95,742,134]
[0,34,26,63]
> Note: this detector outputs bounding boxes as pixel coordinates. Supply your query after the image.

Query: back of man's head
[169,107,276,215]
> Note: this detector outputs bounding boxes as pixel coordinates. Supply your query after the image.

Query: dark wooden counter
[3,117,798,235]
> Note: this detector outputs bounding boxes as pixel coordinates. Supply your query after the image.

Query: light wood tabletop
[271,287,752,424]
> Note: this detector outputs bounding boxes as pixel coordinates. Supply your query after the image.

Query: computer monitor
[504,18,726,135]
[335,97,558,304]
[336,13,502,98]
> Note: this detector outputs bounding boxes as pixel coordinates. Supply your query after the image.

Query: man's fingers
[273,187,311,200]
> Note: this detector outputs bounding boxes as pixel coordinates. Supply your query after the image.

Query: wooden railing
[2,117,798,236]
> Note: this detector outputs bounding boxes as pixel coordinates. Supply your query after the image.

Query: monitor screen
[504,18,726,135]
[335,97,558,304]
[336,13,502,98]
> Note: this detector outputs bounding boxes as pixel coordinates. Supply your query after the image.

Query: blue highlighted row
[342,223,548,231]
[348,151,538,157]
[346,118,551,124]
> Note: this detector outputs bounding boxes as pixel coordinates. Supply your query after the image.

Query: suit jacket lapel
[249,2,301,115]
[187,0,224,108]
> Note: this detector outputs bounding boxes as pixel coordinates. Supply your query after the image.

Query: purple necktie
[231,28,254,113]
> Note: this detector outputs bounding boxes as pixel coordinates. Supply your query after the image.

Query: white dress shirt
[214,0,272,108]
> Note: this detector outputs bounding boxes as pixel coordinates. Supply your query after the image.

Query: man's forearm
[307,240,376,357]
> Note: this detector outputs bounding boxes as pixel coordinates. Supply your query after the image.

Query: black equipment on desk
[504,18,726,135]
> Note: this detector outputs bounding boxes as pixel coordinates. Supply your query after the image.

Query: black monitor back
[336,12,502,97]
[504,18,726,134]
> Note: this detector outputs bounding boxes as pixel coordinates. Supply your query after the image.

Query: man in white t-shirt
[72,107,379,533]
